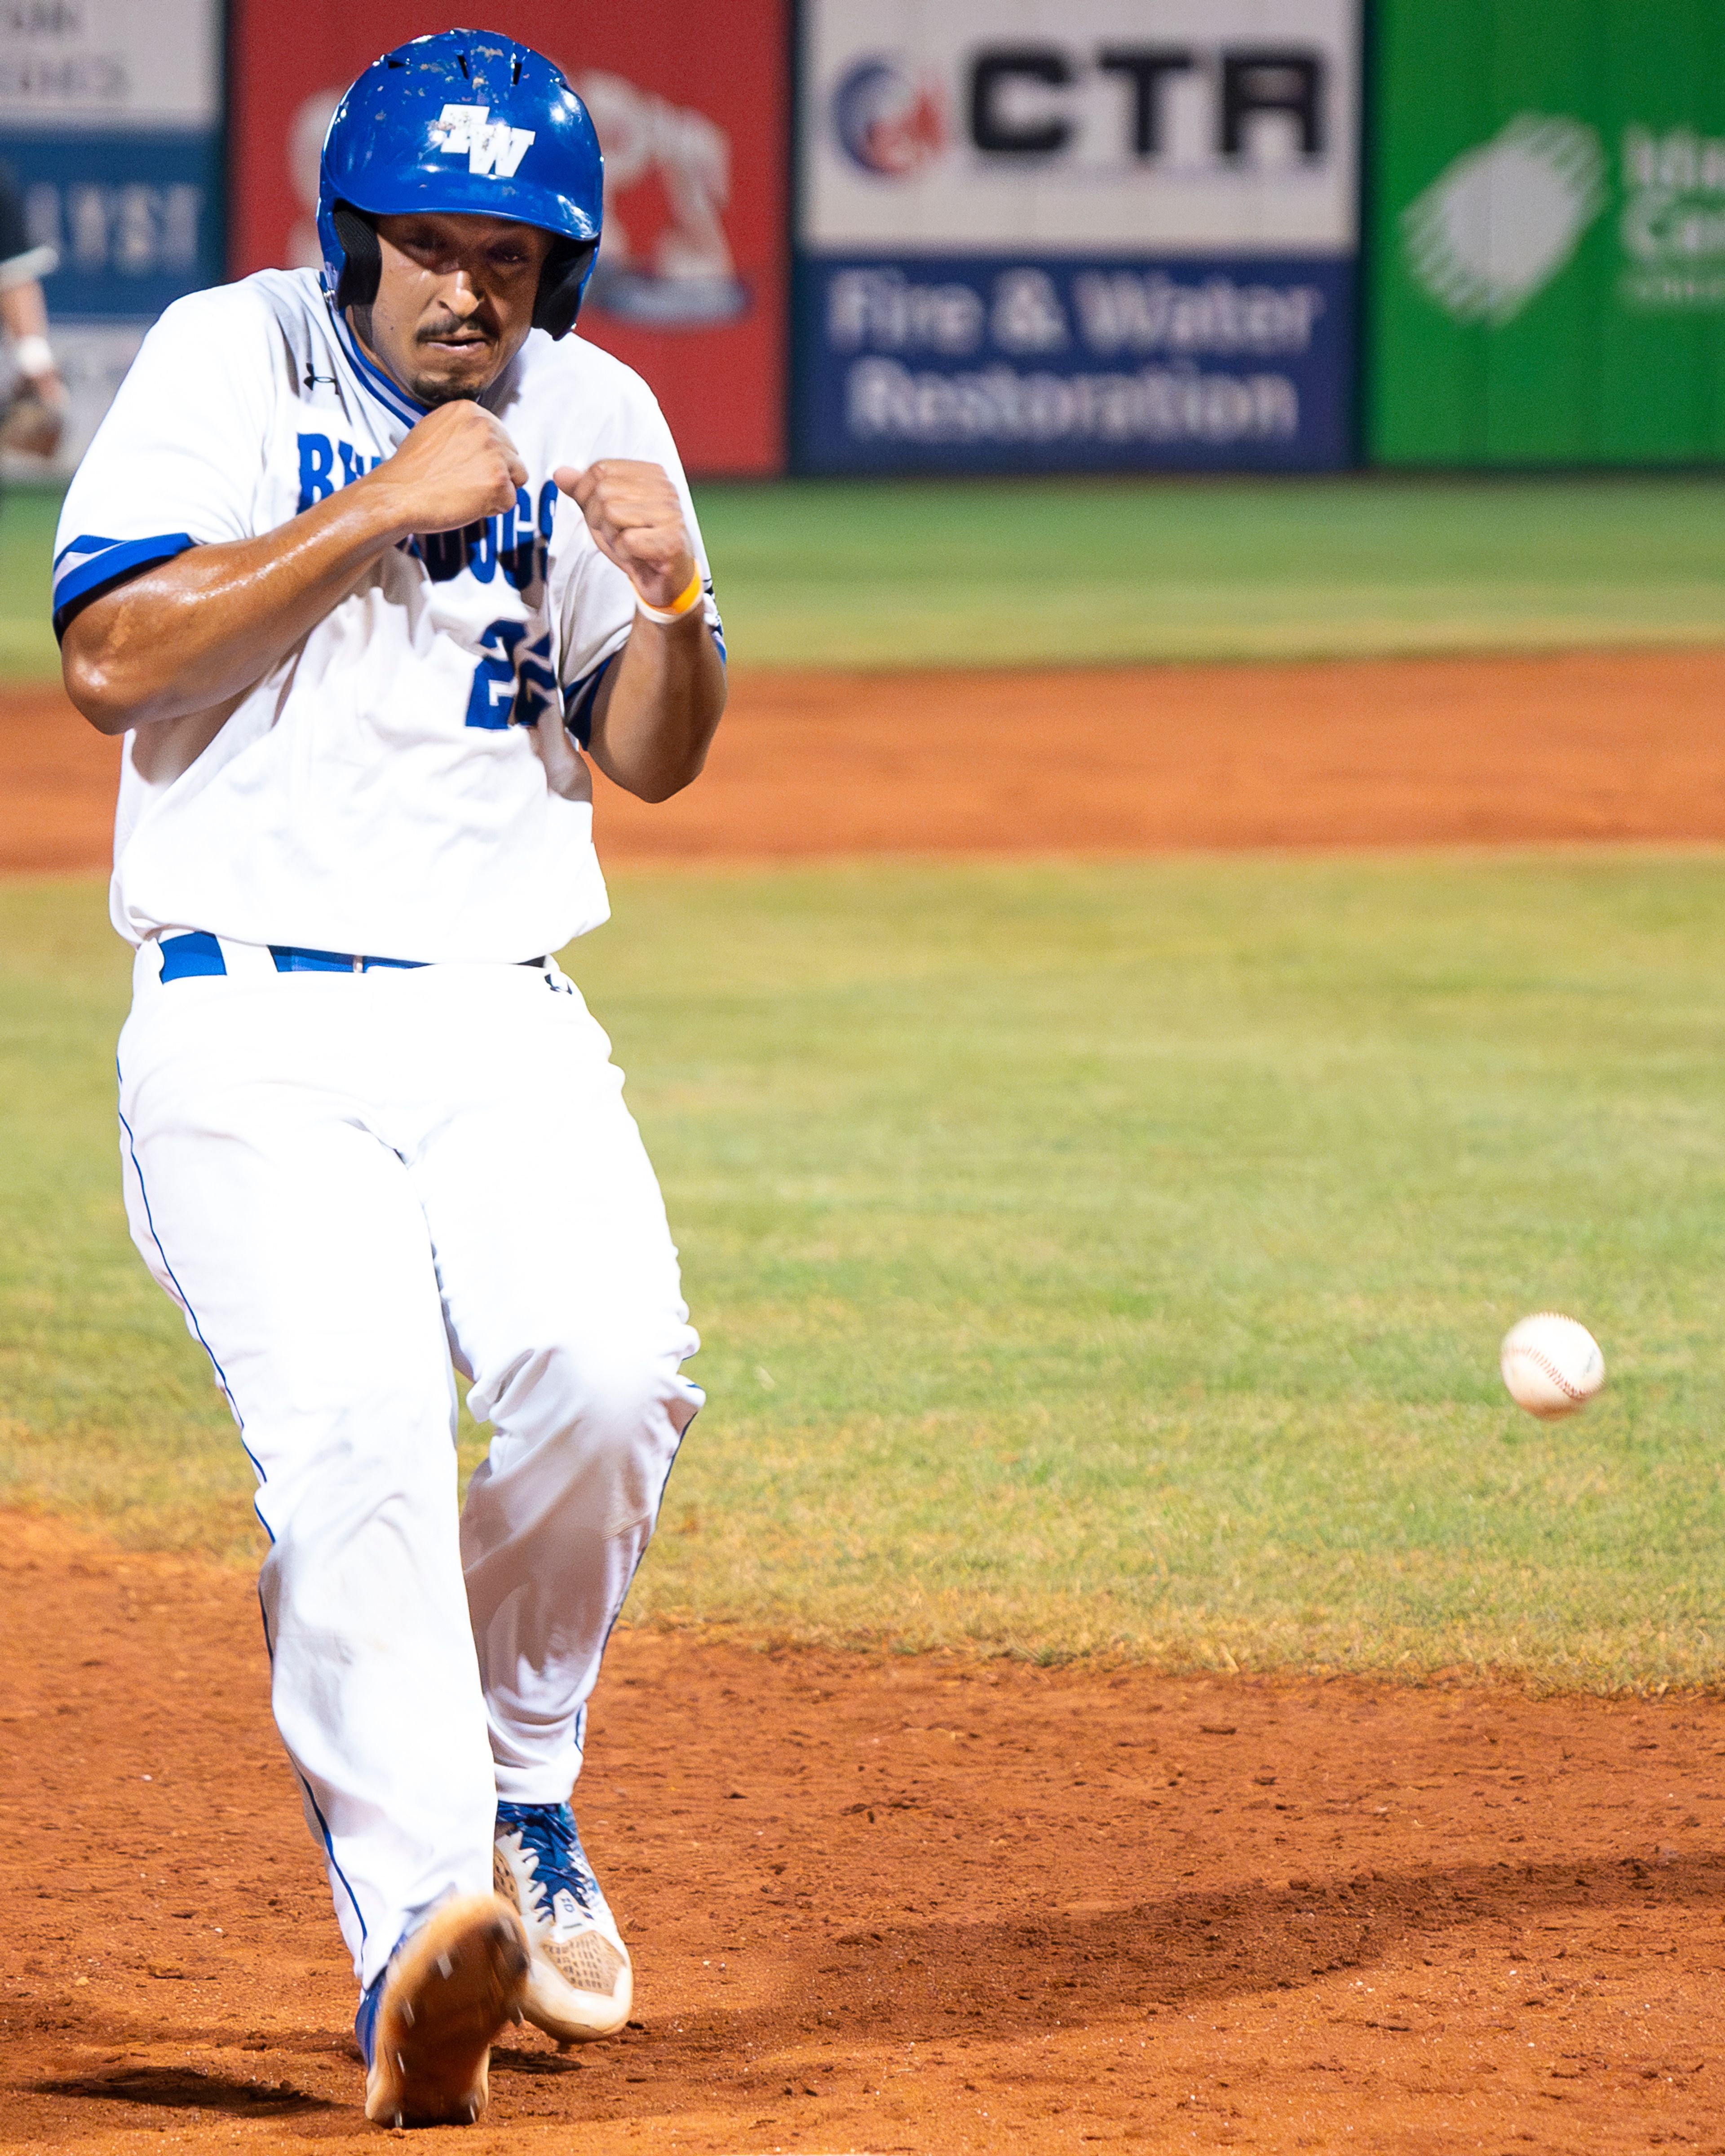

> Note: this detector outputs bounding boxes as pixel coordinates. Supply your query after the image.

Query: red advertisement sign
[227,1,787,475]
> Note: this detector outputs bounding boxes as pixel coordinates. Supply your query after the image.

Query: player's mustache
[415,314,494,345]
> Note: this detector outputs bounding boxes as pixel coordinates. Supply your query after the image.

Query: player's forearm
[585,614,726,802]
[60,478,418,735]
[0,281,49,341]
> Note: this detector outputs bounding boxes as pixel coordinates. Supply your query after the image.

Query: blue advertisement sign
[4,131,225,320]
[796,0,1362,475]
[797,252,1353,472]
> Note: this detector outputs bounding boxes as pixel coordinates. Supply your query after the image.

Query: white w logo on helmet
[429,102,535,179]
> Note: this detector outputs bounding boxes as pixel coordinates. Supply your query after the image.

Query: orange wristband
[634,566,703,625]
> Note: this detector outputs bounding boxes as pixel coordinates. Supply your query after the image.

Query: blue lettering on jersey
[465,619,524,727]
[297,436,561,599]
[296,431,385,513]
[470,514,497,585]
[416,486,549,595]
[297,432,335,508]
[465,616,557,731]
[498,487,535,590]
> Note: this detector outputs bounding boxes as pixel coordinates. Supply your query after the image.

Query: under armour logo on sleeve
[429,104,535,178]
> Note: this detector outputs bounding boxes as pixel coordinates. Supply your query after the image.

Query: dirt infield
[11,645,1725,874]
[3,1514,1723,2154]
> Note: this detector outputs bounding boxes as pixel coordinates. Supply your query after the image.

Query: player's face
[361,212,556,405]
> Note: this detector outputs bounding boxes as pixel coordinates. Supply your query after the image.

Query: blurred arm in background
[0,158,66,461]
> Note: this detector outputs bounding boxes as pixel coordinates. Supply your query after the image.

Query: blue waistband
[158,932,426,984]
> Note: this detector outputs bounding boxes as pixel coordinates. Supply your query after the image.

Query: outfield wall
[10,3,1725,478]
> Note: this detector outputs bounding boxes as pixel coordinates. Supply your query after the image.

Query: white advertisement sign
[802,0,1358,256]
[0,0,221,131]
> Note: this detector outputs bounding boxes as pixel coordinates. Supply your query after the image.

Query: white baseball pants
[116,941,702,1989]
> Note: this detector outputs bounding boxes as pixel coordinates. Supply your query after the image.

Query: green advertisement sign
[1368,0,1725,462]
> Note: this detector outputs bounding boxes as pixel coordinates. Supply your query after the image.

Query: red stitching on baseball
[1506,1343,1587,1400]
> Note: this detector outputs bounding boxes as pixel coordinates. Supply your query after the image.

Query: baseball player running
[54,32,725,2129]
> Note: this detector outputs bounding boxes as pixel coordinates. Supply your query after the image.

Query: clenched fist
[555,459,696,614]
[369,402,527,536]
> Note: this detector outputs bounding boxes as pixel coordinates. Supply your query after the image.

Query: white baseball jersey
[54,268,722,963]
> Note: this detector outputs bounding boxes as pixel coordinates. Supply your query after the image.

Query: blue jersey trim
[334,313,429,432]
[52,533,195,639]
[562,612,726,745]
[53,530,121,572]
[562,651,617,747]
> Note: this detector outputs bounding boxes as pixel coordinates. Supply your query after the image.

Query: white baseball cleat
[358,1892,530,2128]
[493,1800,633,2043]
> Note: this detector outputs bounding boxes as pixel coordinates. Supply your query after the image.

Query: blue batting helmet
[317,29,603,339]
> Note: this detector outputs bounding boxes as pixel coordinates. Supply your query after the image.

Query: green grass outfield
[6,857,1725,1690]
[2,487,57,681]
[10,472,1725,680]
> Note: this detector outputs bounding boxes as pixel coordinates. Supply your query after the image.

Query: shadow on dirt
[25,1852,1725,2138]
[640,1847,1725,2058]
[489,2045,588,2077]
[32,2065,338,2116]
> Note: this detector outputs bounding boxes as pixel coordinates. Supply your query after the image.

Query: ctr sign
[968,44,1327,160]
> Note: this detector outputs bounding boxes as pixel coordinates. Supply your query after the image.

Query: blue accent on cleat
[354,1923,412,2068]
[494,1801,603,1922]
[494,1801,631,2041]
[355,1967,384,2068]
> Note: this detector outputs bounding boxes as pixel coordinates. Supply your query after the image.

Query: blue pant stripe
[116,1065,272,1539]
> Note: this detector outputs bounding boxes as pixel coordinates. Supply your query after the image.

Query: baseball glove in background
[0,380,65,459]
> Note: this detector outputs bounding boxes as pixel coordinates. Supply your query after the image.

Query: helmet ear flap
[332,206,382,310]
[533,241,597,339]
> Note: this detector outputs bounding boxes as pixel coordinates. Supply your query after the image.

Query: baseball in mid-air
[1499,1312,1605,1419]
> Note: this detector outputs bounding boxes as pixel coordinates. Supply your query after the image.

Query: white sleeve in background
[52,286,279,636]
[554,376,724,744]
